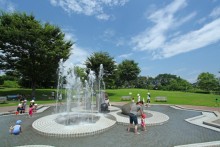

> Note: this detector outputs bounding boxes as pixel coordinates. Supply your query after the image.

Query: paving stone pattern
[0,105,220,147]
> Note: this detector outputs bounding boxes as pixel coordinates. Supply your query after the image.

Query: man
[127,101,143,135]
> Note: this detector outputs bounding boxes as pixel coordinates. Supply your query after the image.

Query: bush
[3,80,20,88]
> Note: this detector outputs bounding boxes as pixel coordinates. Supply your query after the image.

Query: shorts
[147,99,150,103]
[129,113,138,125]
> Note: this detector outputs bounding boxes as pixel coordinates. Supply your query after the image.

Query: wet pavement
[0,105,220,147]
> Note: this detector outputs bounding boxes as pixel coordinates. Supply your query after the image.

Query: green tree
[74,66,87,82]
[154,74,192,91]
[0,12,73,96]
[85,52,116,88]
[117,60,140,88]
[197,72,219,92]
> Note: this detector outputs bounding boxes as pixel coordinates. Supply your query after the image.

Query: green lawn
[106,88,220,107]
[0,88,219,107]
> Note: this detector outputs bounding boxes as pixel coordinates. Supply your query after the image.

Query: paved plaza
[0,103,220,147]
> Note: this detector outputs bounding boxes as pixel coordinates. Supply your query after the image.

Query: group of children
[16,99,38,117]
[10,97,38,135]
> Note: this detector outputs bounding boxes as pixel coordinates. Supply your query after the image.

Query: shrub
[3,80,20,88]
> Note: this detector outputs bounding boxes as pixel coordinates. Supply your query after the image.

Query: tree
[154,74,192,91]
[84,52,116,88]
[197,72,219,92]
[0,12,73,96]
[117,60,140,88]
[74,66,87,82]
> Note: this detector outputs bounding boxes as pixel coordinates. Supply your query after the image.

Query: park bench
[155,96,167,102]
[121,95,131,101]
[0,96,7,104]
[7,95,19,101]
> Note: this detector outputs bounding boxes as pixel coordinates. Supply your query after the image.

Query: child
[141,113,147,131]
[9,120,22,135]
[137,94,141,102]
[16,103,22,115]
[33,103,38,113]
[131,97,135,103]
[29,105,33,117]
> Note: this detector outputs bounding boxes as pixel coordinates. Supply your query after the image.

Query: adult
[127,101,143,135]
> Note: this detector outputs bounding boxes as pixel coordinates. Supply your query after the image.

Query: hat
[148,92,150,95]
[16,120,22,125]
[137,94,140,96]
[30,100,35,103]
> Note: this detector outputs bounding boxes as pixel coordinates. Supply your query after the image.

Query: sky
[0,0,220,83]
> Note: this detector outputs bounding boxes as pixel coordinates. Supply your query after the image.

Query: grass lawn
[106,88,220,107]
[0,88,219,107]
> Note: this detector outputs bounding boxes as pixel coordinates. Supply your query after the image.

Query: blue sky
[1,0,220,83]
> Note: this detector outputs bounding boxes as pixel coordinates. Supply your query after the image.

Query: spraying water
[55,59,106,125]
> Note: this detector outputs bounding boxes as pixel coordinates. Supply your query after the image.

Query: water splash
[55,59,106,125]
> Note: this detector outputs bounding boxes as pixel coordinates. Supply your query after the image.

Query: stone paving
[0,103,220,147]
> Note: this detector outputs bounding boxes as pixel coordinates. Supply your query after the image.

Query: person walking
[127,101,143,135]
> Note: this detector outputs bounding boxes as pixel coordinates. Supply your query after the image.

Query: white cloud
[49,0,129,20]
[0,0,16,12]
[132,0,220,59]
[96,13,110,20]
[118,53,132,58]
[61,30,90,69]
[210,6,220,18]
[64,45,90,69]
[160,18,220,59]
[132,0,187,51]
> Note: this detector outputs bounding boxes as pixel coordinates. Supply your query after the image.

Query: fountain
[32,60,116,137]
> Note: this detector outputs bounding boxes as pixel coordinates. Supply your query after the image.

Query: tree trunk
[31,81,36,97]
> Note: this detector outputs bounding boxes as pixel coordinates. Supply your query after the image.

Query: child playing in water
[141,113,147,131]
[9,120,22,135]
[29,105,33,117]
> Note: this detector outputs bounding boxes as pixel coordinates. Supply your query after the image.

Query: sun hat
[16,120,22,125]
[30,100,35,103]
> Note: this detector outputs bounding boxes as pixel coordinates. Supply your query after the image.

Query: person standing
[127,101,143,135]
[137,94,141,102]
[141,113,147,131]
[147,92,151,107]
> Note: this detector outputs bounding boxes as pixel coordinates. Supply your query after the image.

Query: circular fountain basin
[32,112,116,137]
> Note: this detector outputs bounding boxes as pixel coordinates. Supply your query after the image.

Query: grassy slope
[0,88,219,107]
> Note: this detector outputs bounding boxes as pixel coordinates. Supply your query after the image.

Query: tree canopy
[84,52,116,88]
[197,72,219,92]
[0,12,73,95]
[117,59,140,87]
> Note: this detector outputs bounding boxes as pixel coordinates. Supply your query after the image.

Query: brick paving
[0,103,220,147]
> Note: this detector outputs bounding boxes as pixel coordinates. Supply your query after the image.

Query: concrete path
[0,103,220,147]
